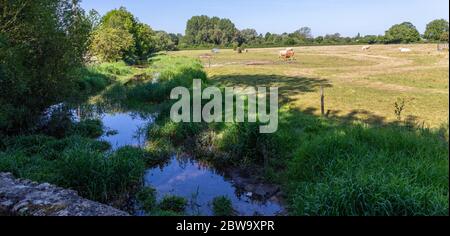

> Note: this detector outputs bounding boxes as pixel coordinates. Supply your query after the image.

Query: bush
[212,196,234,216]
[158,195,188,213]
[136,187,157,213]
[70,119,104,138]
[144,138,173,166]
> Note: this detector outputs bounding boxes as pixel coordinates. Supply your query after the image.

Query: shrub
[136,187,157,213]
[158,195,188,213]
[212,196,234,216]
[70,119,104,138]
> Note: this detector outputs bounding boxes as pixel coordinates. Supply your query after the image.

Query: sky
[80,0,449,37]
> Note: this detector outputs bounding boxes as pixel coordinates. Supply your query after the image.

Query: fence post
[320,85,325,116]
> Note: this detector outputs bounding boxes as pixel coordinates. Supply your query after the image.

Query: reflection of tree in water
[132,125,148,148]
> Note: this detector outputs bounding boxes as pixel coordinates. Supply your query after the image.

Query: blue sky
[81,0,449,37]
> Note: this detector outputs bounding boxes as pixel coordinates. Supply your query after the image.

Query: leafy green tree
[89,26,135,62]
[440,31,449,42]
[185,15,238,46]
[294,27,313,40]
[154,31,176,51]
[101,7,137,32]
[0,0,91,133]
[424,19,449,41]
[88,7,162,63]
[385,22,420,43]
[135,23,157,60]
[240,28,258,44]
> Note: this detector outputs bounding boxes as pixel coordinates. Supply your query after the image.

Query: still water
[76,106,284,216]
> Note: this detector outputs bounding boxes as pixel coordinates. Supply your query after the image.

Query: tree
[135,23,157,60]
[294,27,313,39]
[240,28,258,44]
[385,22,420,43]
[89,27,135,62]
[0,0,91,133]
[154,31,176,51]
[424,19,449,41]
[440,31,449,42]
[184,15,238,46]
[89,7,159,63]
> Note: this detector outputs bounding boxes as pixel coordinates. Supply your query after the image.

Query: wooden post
[208,57,211,68]
[320,85,325,116]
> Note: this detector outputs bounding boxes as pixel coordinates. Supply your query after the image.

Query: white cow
[399,47,411,52]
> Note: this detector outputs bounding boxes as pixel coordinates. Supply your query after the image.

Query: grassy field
[171,44,449,127]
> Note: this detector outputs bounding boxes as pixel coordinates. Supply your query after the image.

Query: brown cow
[279,48,295,61]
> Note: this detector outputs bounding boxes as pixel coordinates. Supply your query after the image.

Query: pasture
[171,44,449,127]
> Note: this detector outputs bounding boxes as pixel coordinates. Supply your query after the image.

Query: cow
[399,47,411,52]
[279,48,295,61]
[362,45,371,51]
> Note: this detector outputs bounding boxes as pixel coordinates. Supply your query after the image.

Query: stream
[74,105,285,216]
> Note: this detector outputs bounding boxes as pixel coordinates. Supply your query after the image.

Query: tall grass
[0,134,146,205]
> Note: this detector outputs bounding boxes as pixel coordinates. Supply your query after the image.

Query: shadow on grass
[211,74,331,105]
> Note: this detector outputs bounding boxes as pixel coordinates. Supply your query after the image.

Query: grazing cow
[362,45,371,51]
[399,47,411,52]
[279,48,295,60]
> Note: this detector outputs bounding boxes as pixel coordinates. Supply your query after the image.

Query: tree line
[179,15,449,49]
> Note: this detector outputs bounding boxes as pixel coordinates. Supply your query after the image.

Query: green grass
[212,196,234,216]
[1,51,448,216]
[172,44,449,128]
[0,134,146,204]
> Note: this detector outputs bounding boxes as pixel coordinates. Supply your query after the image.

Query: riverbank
[1,54,448,216]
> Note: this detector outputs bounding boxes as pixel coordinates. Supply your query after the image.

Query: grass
[212,196,234,216]
[1,47,448,216]
[171,44,449,128]
[0,134,146,205]
[158,47,448,215]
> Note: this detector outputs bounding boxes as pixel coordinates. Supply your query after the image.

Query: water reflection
[74,105,156,150]
[144,156,284,216]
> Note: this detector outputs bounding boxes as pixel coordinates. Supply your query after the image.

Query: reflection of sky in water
[72,106,282,216]
[144,157,283,216]
[99,113,154,150]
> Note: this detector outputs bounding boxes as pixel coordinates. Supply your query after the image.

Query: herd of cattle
[277,45,413,61]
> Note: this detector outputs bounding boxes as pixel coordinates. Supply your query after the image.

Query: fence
[437,43,449,51]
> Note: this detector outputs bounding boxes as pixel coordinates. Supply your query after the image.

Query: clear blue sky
[81,0,449,37]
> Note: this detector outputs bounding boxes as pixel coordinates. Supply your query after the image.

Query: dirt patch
[245,60,274,65]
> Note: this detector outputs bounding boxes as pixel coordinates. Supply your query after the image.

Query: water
[73,105,156,150]
[99,112,154,150]
[144,156,284,216]
[73,105,284,216]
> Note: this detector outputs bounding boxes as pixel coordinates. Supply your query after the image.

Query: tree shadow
[211,74,331,105]
[302,106,426,128]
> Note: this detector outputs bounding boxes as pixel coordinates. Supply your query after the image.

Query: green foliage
[136,186,157,213]
[144,138,173,166]
[286,122,448,216]
[424,19,449,41]
[0,0,92,134]
[385,22,421,44]
[158,195,188,213]
[89,7,173,64]
[212,196,234,216]
[440,32,449,42]
[89,26,135,62]
[0,135,146,203]
[185,15,238,46]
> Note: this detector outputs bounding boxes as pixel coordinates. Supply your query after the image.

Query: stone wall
[0,172,129,216]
